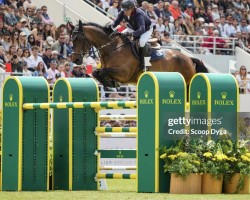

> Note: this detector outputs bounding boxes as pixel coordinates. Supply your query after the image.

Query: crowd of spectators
[91,0,250,54]
[0,0,100,83]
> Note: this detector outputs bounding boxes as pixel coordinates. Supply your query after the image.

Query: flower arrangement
[224,140,250,193]
[200,140,231,179]
[160,138,201,178]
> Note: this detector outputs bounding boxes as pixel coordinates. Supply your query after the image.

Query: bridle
[71,30,91,58]
[72,28,131,60]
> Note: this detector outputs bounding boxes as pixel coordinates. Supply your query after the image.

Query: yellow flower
[160,153,166,159]
[245,153,250,158]
[215,153,228,161]
[241,155,250,162]
[193,160,200,165]
[177,152,188,157]
[228,157,237,162]
[203,152,213,158]
[168,154,177,160]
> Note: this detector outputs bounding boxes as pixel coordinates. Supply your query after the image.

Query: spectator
[64,34,73,56]
[218,15,228,37]
[224,16,237,37]
[32,8,43,24]
[232,0,245,11]
[237,18,248,32]
[102,0,110,12]
[17,6,27,20]
[71,63,90,78]
[16,47,23,61]
[161,31,174,46]
[19,31,31,50]
[11,53,23,75]
[1,31,11,51]
[20,18,31,36]
[154,1,165,18]
[43,36,54,49]
[27,33,36,47]
[140,1,148,13]
[211,5,220,21]
[155,17,165,37]
[47,59,59,83]
[51,50,59,61]
[41,5,53,25]
[58,63,66,77]
[107,1,119,18]
[64,61,72,77]
[22,60,32,76]
[4,4,18,26]
[52,33,67,58]
[185,3,194,22]
[162,2,173,21]
[10,30,19,48]
[199,7,210,23]
[168,1,181,20]
[35,32,44,52]
[6,44,16,61]
[152,30,162,45]
[55,24,66,40]
[22,48,30,62]
[26,46,47,71]
[43,22,55,40]
[23,0,32,11]
[33,61,47,78]
[147,3,158,25]
[193,0,205,9]
[236,65,250,93]
[0,46,8,63]
[42,47,52,68]
[31,22,44,39]
[164,18,175,37]
[0,20,7,35]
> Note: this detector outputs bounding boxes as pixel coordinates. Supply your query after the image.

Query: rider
[107,0,153,68]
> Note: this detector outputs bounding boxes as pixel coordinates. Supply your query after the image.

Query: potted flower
[200,140,231,194]
[224,140,250,194]
[160,138,202,194]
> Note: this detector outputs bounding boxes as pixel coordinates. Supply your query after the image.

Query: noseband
[71,30,91,58]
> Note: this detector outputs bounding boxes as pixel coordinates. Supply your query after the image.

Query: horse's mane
[83,22,113,36]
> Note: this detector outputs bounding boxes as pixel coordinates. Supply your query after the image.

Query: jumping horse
[72,20,208,87]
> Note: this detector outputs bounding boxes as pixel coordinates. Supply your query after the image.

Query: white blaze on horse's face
[124,8,133,16]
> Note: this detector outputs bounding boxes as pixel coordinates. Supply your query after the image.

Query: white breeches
[122,27,153,47]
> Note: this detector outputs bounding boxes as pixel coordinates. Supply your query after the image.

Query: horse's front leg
[92,69,118,88]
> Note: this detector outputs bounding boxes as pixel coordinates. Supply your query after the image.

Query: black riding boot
[139,46,148,70]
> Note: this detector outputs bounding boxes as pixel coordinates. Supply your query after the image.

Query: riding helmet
[121,0,135,11]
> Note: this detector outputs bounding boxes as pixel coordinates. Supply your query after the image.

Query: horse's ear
[78,20,83,32]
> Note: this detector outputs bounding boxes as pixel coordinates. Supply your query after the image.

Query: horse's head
[72,20,92,65]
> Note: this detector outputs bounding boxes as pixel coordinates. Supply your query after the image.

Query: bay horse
[72,20,208,87]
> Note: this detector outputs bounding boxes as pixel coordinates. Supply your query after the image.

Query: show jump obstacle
[1,72,238,192]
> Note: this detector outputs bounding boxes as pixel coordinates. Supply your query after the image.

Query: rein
[72,30,130,59]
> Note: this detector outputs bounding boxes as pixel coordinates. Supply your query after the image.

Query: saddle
[130,38,164,62]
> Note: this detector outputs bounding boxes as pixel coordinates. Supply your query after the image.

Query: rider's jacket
[112,8,152,38]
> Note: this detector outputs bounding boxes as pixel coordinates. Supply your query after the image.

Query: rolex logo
[169,90,175,98]
[144,91,149,98]
[9,94,13,101]
[221,92,227,99]
[59,95,63,102]
[197,92,201,99]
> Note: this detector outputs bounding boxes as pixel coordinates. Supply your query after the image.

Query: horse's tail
[190,57,209,73]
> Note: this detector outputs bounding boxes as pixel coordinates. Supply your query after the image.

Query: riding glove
[115,32,133,37]
[105,23,113,30]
